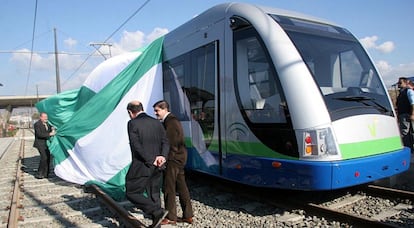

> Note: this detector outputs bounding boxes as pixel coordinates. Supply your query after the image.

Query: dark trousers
[36,147,50,177]
[126,169,163,218]
[399,114,414,150]
[163,161,193,220]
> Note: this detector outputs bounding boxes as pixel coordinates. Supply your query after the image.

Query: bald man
[125,101,169,227]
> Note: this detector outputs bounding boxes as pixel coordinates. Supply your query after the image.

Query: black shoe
[150,209,168,228]
[35,175,44,179]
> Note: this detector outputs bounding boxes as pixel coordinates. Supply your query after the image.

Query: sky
[0,0,413,97]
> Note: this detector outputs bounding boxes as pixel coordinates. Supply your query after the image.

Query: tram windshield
[273,15,393,120]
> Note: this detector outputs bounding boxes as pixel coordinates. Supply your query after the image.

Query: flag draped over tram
[36,37,164,200]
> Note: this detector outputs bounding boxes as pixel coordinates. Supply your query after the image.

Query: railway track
[312,184,414,227]
[1,129,414,227]
[296,186,412,228]
[0,129,146,228]
[191,170,414,227]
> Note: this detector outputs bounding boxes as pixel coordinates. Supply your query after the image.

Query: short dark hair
[127,101,143,113]
[153,100,169,111]
[399,77,408,82]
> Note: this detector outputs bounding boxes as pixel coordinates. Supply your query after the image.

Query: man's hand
[153,156,166,167]
[49,127,56,136]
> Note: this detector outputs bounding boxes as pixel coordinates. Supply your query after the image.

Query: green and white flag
[36,37,164,200]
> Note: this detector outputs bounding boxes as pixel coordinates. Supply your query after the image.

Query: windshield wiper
[334,96,389,113]
[335,96,372,101]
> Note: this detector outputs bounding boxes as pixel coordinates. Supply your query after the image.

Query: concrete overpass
[0,95,49,109]
[0,95,50,127]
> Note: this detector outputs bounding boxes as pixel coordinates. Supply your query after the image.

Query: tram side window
[188,43,216,145]
[163,62,190,120]
[163,42,217,147]
[235,35,286,123]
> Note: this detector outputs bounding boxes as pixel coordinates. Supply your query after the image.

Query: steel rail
[301,202,399,228]
[365,184,414,201]
[7,131,25,227]
[84,184,146,228]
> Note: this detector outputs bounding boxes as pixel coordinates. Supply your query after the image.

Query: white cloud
[376,60,392,73]
[6,27,169,95]
[360,36,378,49]
[376,41,394,53]
[110,27,169,56]
[10,48,90,72]
[118,30,146,52]
[64,38,78,48]
[8,47,98,95]
[10,49,54,72]
[359,36,395,53]
[377,60,414,88]
[58,52,90,70]
[146,27,169,43]
[60,27,169,90]
[61,71,90,91]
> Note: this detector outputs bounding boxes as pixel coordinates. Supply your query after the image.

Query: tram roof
[164,2,338,46]
[191,3,335,29]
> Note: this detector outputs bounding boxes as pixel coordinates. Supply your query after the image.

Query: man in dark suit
[126,100,169,228]
[153,100,194,225]
[33,112,55,179]
[397,77,414,151]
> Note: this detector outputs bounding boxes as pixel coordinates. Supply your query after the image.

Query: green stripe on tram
[339,136,403,159]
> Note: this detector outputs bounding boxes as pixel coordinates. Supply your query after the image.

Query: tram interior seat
[320,87,347,95]
[255,98,265,109]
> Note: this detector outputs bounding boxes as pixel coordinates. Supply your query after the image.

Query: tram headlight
[299,127,339,160]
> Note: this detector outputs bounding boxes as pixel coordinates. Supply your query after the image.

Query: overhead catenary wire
[62,0,153,86]
[23,0,38,96]
[10,30,51,51]
[0,29,93,56]
[0,50,102,56]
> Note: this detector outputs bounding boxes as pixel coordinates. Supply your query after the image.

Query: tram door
[230,24,296,157]
[162,42,220,175]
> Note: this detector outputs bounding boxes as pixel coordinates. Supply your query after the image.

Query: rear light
[272,161,282,168]
[298,126,341,160]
